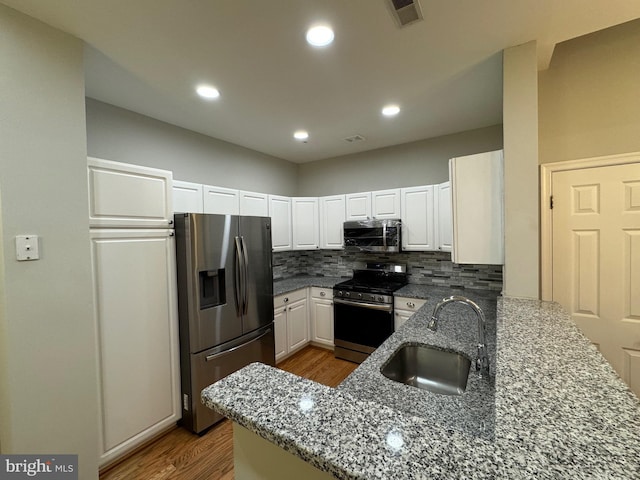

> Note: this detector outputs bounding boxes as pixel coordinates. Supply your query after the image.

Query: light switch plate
[16,235,39,261]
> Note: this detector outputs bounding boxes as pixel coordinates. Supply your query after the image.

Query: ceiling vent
[387,0,423,27]
[344,134,365,143]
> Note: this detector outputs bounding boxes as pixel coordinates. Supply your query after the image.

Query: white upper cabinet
[345,192,372,221]
[203,185,240,215]
[292,197,320,250]
[435,181,452,252]
[269,195,292,251]
[320,195,346,250]
[401,185,435,251]
[88,157,173,228]
[172,180,203,214]
[449,150,504,265]
[371,188,401,219]
[239,190,269,217]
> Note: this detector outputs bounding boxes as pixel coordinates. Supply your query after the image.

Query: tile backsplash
[273,250,503,291]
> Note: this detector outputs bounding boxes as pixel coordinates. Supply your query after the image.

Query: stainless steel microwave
[343,219,401,252]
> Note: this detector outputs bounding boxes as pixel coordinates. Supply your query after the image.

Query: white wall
[503,42,540,299]
[86,98,299,196]
[539,18,640,164]
[298,125,503,196]
[0,5,99,478]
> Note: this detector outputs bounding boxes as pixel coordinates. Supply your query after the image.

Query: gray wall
[539,18,640,164]
[298,125,503,196]
[0,5,98,477]
[86,98,299,196]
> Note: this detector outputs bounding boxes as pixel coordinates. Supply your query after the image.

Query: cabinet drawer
[274,288,307,309]
[394,296,427,312]
[310,287,332,300]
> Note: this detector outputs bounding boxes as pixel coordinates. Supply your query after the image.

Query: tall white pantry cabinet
[88,158,181,467]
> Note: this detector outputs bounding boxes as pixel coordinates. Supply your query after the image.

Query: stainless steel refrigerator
[174,213,275,434]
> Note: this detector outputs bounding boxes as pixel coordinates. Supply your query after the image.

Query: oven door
[333,297,393,363]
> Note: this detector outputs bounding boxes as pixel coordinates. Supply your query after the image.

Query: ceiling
[2,1,640,163]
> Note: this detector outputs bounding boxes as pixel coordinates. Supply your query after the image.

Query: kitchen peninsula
[203,287,640,479]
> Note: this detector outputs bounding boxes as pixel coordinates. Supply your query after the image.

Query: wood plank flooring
[100,346,357,480]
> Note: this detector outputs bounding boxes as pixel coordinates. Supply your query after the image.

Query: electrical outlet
[16,235,39,261]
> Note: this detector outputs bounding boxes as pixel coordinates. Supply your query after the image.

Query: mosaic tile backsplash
[273,250,503,291]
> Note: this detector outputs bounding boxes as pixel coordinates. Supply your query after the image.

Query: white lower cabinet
[310,288,334,347]
[91,229,181,467]
[274,289,309,362]
[394,296,427,331]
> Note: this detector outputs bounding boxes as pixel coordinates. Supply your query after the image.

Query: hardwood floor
[100,346,357,480]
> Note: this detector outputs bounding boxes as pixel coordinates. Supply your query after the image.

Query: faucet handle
[427,316,437,331]
[476,344,490,378]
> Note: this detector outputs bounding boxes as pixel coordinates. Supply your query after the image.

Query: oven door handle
[334,298,393,312]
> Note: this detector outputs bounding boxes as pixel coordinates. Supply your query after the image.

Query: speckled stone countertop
[203,294,640,479]
[273,275,347,296]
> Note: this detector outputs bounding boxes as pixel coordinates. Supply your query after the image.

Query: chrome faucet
[428,296,490,378]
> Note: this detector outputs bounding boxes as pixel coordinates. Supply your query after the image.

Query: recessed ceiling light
[306,25,334,47]
[293,130,309,141]
[382,104,401,117]
[196,85,220,99]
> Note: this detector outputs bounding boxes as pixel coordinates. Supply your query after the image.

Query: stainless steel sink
[381,344,471,395]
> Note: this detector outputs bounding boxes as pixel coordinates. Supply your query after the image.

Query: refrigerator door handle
[205,328,272,362]
[234,236,244,316]
[241,236,249,315]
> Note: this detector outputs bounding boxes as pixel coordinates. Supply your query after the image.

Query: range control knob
[357,293,363,299]
[377,296,384,302]
[345,292,351,297]
[337,291,343,297]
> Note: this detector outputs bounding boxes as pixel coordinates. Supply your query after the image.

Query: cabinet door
[287,298,309,353]
[435,181,452,252]
[311,297,334,347]
[394,310,413,331]
[274,306,288,362]
[372,189,401,219]
[91,229,180,465]
[269,195,292,251]
[292,197,320,250]
[88,157,173,228]
[450,150,504,264]
[173,180,203,213]
[345,192,371,221]
[400,185,436,251]
[320,195,345,249]
[203,185,240,215]
[240,191,269,217]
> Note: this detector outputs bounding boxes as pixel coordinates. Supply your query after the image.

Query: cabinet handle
[168,219,174,225]
[407,302,415,308]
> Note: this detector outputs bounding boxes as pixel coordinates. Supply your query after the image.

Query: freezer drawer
[181,325,275,434]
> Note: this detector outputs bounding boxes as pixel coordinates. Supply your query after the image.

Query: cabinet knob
[320,291,326,297]
[168,219,174,225]
[407,302,415,308]
[283,297,289,303]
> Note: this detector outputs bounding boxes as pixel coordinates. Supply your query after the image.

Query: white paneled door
[552,162,640,396]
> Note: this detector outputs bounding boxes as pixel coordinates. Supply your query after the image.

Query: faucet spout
[429,296,490,378]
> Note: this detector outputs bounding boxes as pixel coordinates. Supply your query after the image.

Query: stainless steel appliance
[333,262,407,363]
[343,219,401,252]
[174,213,275,434]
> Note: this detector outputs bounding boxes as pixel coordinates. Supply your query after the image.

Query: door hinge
[550,196,554,210]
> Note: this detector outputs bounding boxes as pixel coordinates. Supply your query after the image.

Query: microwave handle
[383,222,387,249]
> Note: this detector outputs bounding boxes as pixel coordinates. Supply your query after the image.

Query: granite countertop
[202,293,640,479]
[273,275,347,296]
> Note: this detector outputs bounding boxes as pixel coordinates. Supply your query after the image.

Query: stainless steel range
[333,262,408,363]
